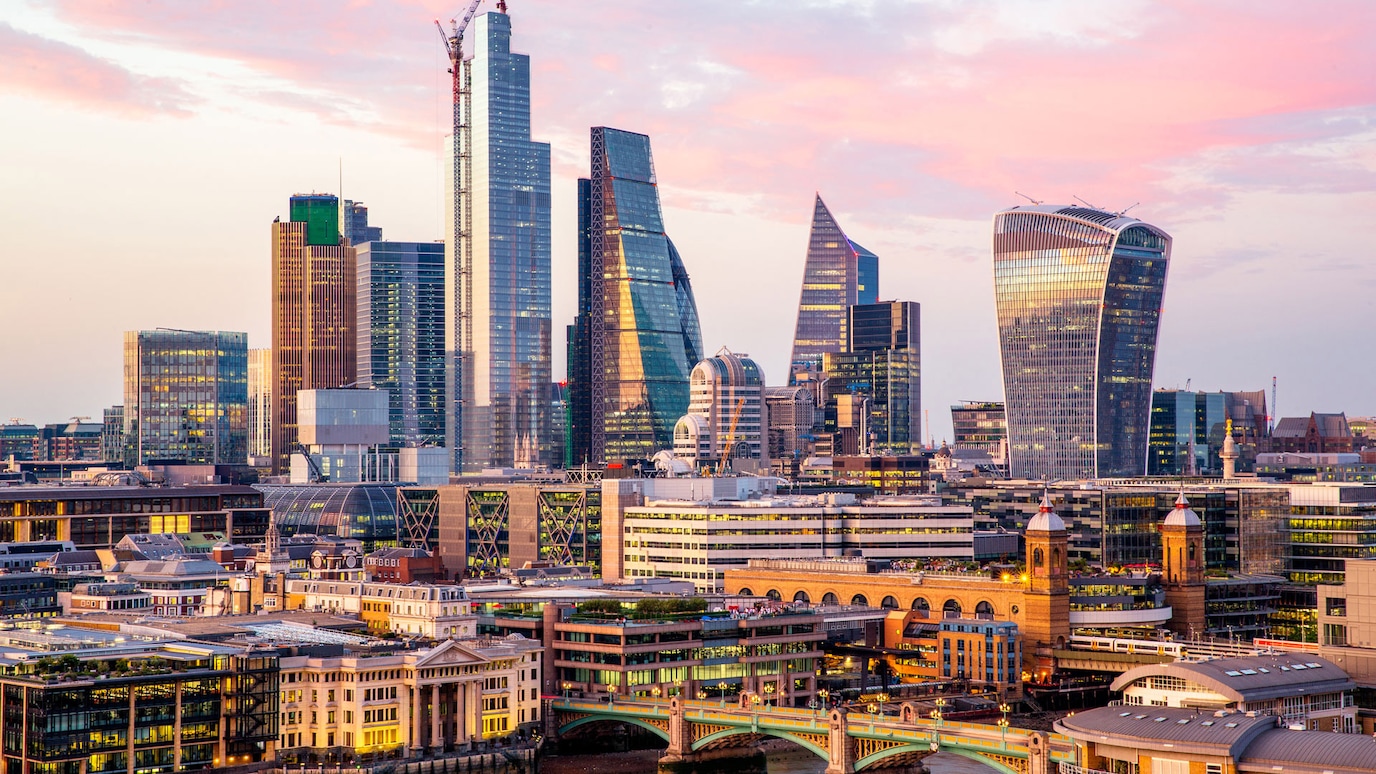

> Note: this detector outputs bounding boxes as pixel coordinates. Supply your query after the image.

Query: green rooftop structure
[289,194,340,246]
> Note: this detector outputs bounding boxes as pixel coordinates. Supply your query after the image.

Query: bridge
[549,696,1075,774]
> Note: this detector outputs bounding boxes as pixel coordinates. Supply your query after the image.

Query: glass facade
[123,330,248,465]
[1148,390,1228,476]
[254,483,399,552]
[448,11,553,472]
[951,401,1007,455]
[567,127,704,464]
[789,195,879,375]
[246,349,271,461]
[356,242,446,447]
[993,206,1170,480]
[822,301,921,453]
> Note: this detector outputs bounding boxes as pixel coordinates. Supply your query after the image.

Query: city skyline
[3,1,1375,444]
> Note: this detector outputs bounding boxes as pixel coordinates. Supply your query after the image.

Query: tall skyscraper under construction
[993,205,1171,480]
[789,195,878,379]
[567,127,704,466]
[443,9,552,472]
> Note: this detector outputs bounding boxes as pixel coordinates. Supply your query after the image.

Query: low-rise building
[1112,654,1356,731]
[365,547,442,584]
[67,581,152,613]
[0,484,271,547]
[285,578,475,638]
[277,636,541,760]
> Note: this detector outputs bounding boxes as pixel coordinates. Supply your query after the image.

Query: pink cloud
[34,0,1376,224]
[0,22,197,116]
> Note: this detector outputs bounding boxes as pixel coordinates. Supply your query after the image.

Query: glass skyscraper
[446,10,553,472]
[993,205,1171,480]
[357,241,446,447]
[566,127,704,465]
[123,329,248,465]
[822,301,921,453]
[246,348,271,462]
[789,194,878,377]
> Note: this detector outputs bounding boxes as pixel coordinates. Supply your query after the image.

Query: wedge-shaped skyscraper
[567,127,703,465]
[789,195,878,376]
[993,205,1171,480]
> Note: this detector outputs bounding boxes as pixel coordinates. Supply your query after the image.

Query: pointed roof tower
[789,194,879,376]
[1028,492,1066,532]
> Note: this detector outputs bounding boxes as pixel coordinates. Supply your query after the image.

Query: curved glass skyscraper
[566,127,704,465]
[789,195,878,376]
[993,205,1171,480]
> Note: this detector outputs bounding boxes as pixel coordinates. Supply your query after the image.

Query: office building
[35,420,103,461]
[672,349,765,471]
[788,194,878,378]
[272,193,357,474]
[1271,413,1354,454]
[446,10,553,472]
[567,127,703,465]
[122,329,248,465]
[1275,484,1376,642]
[993,205,1171,480]
[1149,389,1228,476]
[342,199,382,246]
[398,483,602,580]
[0,484,271,547]
[356,241,446,447]
[0,629,279,774]
[764,386,815,471]
[950,401,1006,459]
[101,405,125,464]
[822,301,921,454]
[0,421,38,462]
[620,491,976,592]
[247,348,271,463]
[254,483,400,552]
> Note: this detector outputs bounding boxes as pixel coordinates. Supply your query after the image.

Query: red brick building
[365,547,442,583]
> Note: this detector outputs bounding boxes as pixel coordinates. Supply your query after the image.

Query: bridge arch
[690,726,828,761]
[857,745,1020,774]
[558,715,670,744]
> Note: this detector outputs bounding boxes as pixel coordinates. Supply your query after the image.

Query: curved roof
[1057,706,1274,759]
[997,203,1171,239]
[1111,654,1354,703]
[1027,494,1065,532]
[1239,728,1376,774]
[254,483,398,548]
[1164,492,1202,527]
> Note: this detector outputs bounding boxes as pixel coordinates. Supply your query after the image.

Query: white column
[430,684,442,751]
[410,686,423,752]
[455,680,468,743]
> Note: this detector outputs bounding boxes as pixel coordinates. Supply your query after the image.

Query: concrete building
[672,349,766,472]
[285,578,475,638]
[1057,706,1373,774]
[0,484,271,547]
[272,193,357,475]
[764,385,816,477]
[364,547,442,584]
[621,491,976,593]
[277,637,541,759]
[1111,654,1356,731]
[993,205,1171,480]
[1316,558,1376,692]
[399,483,601,580]
[67,581,152,613]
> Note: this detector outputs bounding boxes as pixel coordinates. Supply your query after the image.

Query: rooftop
[1057,706,1275,758]
[1111,654,1354,703]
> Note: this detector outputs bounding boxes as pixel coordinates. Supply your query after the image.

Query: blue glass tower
[567,127,704,464]
[789,195,878,378]
[446,10,553,471]
[357,241,446,447]
[993,205,1171,480]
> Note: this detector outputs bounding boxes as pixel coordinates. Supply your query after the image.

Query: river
[542,746,1003,774]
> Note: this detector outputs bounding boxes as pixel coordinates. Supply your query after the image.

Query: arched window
[822,592,839,605]
[739,588,754,596]
[793,590,810,604]
[912,597,931,614]
[851,594,870,607]
[1033,548,1044,566]
[975,600,995,617]
[881,596,899,610]
[1188,542,1196,561]
[943,599,962,618]
[766,589,782,602]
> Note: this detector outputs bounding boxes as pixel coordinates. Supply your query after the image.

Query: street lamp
[817,688,829,716]
[651,686,662,702]
[763,682,775,708]
[606,683,616,707]
[932,697,946,727]
[750,694,762,714]
[997,717,1009,744]
[696,689,707,703]
[877,693,889,717]
[718,682,728,708]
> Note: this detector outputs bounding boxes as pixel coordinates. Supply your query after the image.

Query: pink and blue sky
[2,0,1374,441]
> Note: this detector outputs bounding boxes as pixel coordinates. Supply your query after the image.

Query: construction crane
[435,0,484,472]
[717,399,746,475]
